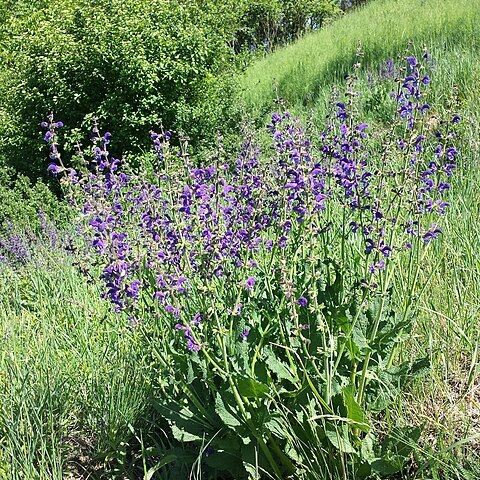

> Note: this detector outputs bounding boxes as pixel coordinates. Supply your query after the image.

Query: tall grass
[240,0,480,121]
[0,246,167,479]
[400,167,480,478]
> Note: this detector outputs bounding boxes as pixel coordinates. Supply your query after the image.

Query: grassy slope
[240,0,480,121]
[241,0,480,477]
[1,1,480,479]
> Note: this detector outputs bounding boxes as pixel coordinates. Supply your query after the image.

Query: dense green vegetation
[0,0,238,178]
[0,0,339,179]
[1,0,480,478]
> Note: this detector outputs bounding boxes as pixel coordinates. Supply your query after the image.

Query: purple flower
[365,238,374,254]
[187,338,200,352]
[406,56,417,67]
[47,163,61,176]
[420,103,430,114]
[165,305,180,318]
[297,296,308,307]
[380,244,392,257]
[446,148,458,161]
[239,328,250,340]
[369,259,386,273]
[423,224,442,243]
[175,323,200,351]
[126,280,141,299]
[245,277,255,291]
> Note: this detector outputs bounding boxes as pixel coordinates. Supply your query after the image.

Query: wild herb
[44,50,459,479]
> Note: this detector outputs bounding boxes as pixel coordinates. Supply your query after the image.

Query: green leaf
[145,454,177,480]
[204,450,247,478]
[154,400,213,442]
[371,457,404,476]
[371,425,423,475]
[350,310,370,355]
[234,375,270,399]
[171,424,204,442]
[264,415,287,439]
[325,424,356,453]
[409,357,430,378]
[342,384,370,432]
[264,348,298,385]
[215,392,242,428]
[381,425,422,458]
[360,432,376,463]
[241,441,267,477]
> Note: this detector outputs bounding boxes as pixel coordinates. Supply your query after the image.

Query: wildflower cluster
[45,53,459,342]
[0,213,72,267]
[43,52,460,478]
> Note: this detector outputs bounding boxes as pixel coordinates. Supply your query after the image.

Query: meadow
[1,0,480,479]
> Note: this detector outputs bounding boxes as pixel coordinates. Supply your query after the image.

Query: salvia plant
[44,49,459,479]
[0,211,74,268]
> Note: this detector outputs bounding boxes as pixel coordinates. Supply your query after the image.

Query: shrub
[0,0,242,178]
[0,164,69,231]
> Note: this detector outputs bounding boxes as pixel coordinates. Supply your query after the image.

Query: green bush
[0,165,69,231]
[0,0,342,179]
[0,0,242,178]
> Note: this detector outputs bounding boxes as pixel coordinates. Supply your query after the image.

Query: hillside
[240,0,480,126]
[1,0,480,478]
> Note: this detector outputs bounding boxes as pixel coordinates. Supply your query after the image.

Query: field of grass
[0,245,161,479]
[240,0,480,123]
[1,0,480,479]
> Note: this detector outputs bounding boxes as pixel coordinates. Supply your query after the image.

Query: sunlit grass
[240,0,480,121]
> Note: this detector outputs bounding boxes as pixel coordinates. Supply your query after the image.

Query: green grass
[239,0,480,122]
[0,249,169,479]
[401,168,480,478]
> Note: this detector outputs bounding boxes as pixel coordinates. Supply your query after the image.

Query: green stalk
[210,301,284,478]
[356,265,395,406]
[250,324,270,377]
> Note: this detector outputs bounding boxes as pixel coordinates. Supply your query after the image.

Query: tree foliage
[233,0,340,52]
[0,0,339,178]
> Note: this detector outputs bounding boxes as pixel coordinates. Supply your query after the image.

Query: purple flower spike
[47,163,61,176]
[239,328,250,340]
